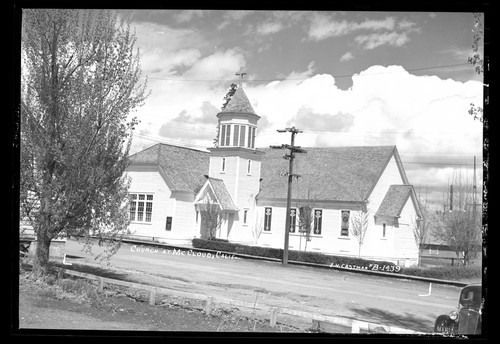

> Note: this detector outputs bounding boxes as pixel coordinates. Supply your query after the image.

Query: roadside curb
[120,237,470,287]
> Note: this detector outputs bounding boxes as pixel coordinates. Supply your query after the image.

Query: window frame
[129,193,154,223]
[263,207,272,232]
[243,209,249,225]
[289,208,298,233]
[340,210,350,237]
[165,216,173,231]
[221,157,226,173]
[225,125,231,146]
[312,209,322,235]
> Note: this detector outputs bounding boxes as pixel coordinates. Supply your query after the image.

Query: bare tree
[251,215,263,244]
[434,169,482,266]
[295,187,316,251]
[350,206,369,258]
[411,200,432,267]
[199,198,224,240]
[21,9,149,275]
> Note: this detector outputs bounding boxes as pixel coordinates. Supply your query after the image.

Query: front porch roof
[195,176,238,212]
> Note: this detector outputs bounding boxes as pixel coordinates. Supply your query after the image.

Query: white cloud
[354,31,410,49]
[340,52,354,62]
[256,21,285,35]
[182,49,245,81]
[131,63,483,202]
[307,13,415,42]
[132,21,207,77]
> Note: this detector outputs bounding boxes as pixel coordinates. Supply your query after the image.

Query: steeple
[206,67,265,243]
[220,87,257,115]
[214,68,260,149]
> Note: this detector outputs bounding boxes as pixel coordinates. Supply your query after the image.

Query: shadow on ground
[349,306,434,333]
[49,262,129,281]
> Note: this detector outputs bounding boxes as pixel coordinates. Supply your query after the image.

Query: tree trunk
[32,230,52,276]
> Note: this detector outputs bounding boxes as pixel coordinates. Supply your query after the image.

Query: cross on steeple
[235,66,247,87]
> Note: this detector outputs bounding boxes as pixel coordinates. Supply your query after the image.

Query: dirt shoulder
[17,267,305,334]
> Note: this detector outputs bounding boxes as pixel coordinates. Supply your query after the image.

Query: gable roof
[128,143,414,209]
[128,143,209,193]
[220,87,256,115]
[203,177,238,211]
[257,146,397,202]
[375,185,413,218]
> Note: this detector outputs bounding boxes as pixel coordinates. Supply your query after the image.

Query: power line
[145,63,471,83]
[134,134,482,162]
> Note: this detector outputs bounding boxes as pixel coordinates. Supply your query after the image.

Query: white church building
[126,83,423,266]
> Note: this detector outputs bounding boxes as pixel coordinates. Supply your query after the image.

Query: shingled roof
[205,177,238,211]
[220,87,256,114]
[257,146,398,202]
[129,144,411,208]
[128,144,209,193]
[375,185,413,218]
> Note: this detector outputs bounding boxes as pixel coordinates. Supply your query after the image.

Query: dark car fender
[434,314,457,334]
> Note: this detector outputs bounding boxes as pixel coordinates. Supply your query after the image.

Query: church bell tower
[207,68,265,240]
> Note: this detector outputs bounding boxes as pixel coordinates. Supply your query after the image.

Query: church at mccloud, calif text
[126,78,423,267]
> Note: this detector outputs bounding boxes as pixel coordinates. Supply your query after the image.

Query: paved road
[62,239,463,332]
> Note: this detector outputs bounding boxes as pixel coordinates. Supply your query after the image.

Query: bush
[192,238,396,268]
[192,239,481,281]
[400,266,482,281]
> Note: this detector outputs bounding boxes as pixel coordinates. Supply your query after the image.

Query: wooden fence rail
[56,267,423,334]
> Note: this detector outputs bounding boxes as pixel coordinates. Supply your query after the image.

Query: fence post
[149,287,156,305]
[98,277,104,292]
[270,307,277,327]
[205,297,214,314]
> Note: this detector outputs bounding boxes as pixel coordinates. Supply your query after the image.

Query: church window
[247,159,251,174]
[129,193,153,223]
[233,125,240,146]
[248,126,252,147]
[264,207,272,231]
[225,125,231,146]
[240,126,246,147]
[289,208,297,233]
[221,158,226,172]
[313,209,322,235]
[340,210,350,236]
[382,223,387,238]
[165,216,172,231]
[251,127,256,148]
[243,209,248,224]
[220,125,226,147]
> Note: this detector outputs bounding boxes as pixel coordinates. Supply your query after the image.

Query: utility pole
[270,127,306,266]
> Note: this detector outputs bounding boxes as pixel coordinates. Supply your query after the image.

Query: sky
[117,10,484,207]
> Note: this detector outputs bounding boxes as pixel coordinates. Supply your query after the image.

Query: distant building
[126,83,423,266]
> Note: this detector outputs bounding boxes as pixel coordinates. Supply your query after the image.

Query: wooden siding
[392,196,419,260]
[126,170,174,239]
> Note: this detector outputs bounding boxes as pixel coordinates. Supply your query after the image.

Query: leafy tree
[20,9,149,275]
[221,83,238,110]
[468,12,485,123]
[214,83,238,147]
